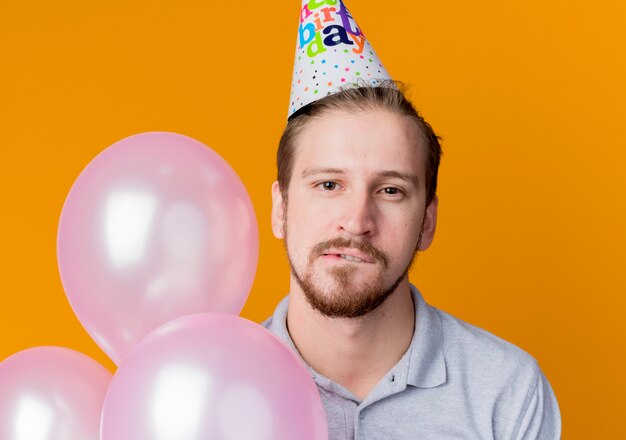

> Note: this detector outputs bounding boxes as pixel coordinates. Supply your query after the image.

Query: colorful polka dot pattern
[289,0,392,118]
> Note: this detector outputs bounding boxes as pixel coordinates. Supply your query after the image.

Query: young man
[263,85,561,439]
[264,1,561,437]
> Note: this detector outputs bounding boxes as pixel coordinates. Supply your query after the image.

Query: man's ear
[418,195,438,251]
[271,181,286,239]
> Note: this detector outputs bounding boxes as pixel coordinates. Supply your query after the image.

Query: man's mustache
[309,237,389,268]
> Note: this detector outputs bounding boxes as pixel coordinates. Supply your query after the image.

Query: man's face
[271,108,438,318]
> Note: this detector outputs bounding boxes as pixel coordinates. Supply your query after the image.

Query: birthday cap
[289,0,392,118]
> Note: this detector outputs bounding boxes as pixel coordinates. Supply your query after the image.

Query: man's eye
[380,187,406,198]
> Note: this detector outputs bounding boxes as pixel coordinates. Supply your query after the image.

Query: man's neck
[286,278,416,400]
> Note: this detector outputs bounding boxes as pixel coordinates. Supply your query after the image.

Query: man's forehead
[291,111,426,183]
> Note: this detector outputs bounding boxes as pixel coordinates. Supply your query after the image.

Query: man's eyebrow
[301,168,420,186]
[301,167,346,178]
[378,170,420,187]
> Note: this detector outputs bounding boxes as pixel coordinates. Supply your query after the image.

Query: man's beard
[285,229,423,319]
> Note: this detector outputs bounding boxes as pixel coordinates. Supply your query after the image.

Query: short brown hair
[277,82,442,206]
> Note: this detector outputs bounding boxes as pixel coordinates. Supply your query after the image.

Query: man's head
[278,83,441,208]
[271,83,442,319]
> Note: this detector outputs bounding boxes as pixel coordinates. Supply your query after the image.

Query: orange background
[1,0,624,437]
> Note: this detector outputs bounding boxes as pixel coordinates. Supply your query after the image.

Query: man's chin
[305,292,388,319]
[299,277,394,319]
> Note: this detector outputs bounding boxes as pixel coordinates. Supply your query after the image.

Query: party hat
[289,0,392,118]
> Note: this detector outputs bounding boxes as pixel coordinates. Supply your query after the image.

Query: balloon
[0,346,112,440]
[57,132,259,365]
[101,313,328,440]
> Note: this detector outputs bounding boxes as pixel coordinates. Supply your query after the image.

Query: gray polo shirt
[262,285,561,439]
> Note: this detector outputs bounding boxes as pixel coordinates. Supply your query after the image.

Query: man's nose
[338,190,377,237]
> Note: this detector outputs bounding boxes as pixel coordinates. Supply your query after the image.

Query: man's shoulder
[428,306,561,437]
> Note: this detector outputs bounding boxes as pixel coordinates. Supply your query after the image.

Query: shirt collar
[264,284,447,390]
[406,284,447,388]
[264,295,317,375]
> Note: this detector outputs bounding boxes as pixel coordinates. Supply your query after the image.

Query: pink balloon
[57,132,259,365]
[0,347,112,440]
[101,313,328,440]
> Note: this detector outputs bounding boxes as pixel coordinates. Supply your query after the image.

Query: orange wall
[1,1,624,437]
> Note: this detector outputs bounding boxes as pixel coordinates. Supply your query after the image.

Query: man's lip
[320,248,376,264]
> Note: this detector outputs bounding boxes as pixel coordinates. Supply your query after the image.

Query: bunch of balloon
[0,132,328,440]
